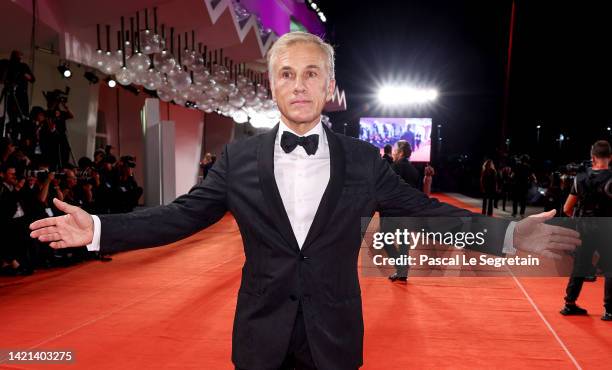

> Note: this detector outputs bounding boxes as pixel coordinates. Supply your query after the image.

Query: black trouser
[380,217,409,275]
[236,304,317,370]
[564,225,612,312]
[498,190,510,211]
[482,192,495,216]
[512,189,527,216]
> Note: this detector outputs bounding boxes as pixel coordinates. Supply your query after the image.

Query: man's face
[4,168,17,186]
[65,170,77,188]
[271,43,335,128]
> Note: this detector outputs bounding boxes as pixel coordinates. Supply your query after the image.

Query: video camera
[43,87,70,105]
[120,155,137,168]
[26,169,50,182]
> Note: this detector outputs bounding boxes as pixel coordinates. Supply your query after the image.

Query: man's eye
[307,71,317,78]
[281,72,292,78]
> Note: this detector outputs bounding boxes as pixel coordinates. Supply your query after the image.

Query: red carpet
[1,195,610,369]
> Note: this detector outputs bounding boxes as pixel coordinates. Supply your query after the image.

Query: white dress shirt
[86,120,515,254]
[274,120,330,248]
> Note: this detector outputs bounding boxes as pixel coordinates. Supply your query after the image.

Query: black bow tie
[280,131,319,156]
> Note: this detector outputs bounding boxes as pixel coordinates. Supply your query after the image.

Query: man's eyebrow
[279,65,321,70]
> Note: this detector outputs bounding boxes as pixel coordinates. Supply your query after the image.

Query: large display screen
[359,117,432,162]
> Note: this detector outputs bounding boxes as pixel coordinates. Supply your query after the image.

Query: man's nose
[293,75,307,93]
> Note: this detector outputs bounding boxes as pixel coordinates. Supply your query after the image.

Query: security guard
[560,140,612,321]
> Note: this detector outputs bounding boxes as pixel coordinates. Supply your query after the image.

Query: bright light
[319,13,326,22]
[232,109,248,124]
[58,65,72,78]
[536,125,541,129]
[311,2,318,10]
[107,78,117,88]
[377,86,438,105]
[607,126,611,131]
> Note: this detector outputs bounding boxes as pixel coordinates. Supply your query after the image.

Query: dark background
[314,0,612,180]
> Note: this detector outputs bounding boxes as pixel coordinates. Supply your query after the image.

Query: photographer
[0,50,35,137]
[38,110,64,171]
[112,156,142,213]
[43,89,74,168]
[18,106,46,163]
[73,157,100,214]
[95,154,117,214]
[0,137,16,166]
[560,140,612,321]
[0,163,34,275]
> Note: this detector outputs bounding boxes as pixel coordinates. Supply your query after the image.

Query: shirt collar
[276,118,327,147]
[277,118,324,139]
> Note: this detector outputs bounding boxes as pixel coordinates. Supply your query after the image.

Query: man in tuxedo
[30,32,580,370]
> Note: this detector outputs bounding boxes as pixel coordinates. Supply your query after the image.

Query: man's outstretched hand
[513,209,581,259]
[29,198,94,249]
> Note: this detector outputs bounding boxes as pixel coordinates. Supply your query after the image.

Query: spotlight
[319,12,327,22]
[106,78,117,88]
[84,71,99,84]
[57,64,72,78]
[377,86,438,105]
[311,2,318,10]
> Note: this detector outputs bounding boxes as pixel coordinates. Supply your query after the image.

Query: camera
[43,87,70,106]
[26,169,49,182]
[54,172,67,181]
[120,155,136,168]
[76,168,97,185]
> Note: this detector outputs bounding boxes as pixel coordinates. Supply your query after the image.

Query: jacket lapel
[257,124,300,251]
[301,124,346,251]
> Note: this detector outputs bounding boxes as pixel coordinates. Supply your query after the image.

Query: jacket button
[289,294,298,301]
[300,254,309,261]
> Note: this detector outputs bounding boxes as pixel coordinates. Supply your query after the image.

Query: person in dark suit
[480,160,497,216]
[382,140,421,281]
[391,140,419,188]
[30,32,581,370]
[382,144,393,165]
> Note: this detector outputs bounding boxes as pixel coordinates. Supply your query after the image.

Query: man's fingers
[549,234,582,247]
[53,198,79,214]
[545,241,577,252]
[49,240,68,249]
[38,232,62,243]
[30,217,60,230]
[530,209,556,222]
[30,226,59,238]
[549,225,580,239]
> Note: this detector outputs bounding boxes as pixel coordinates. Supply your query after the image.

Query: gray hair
[267,31,335,82]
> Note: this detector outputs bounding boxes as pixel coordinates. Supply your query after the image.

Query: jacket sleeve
[98,145,229,254]
[372,151,508,255]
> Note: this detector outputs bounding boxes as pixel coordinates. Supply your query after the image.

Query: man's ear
[326,79,336,103]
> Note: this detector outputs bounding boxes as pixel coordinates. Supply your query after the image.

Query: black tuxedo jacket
[98,124,508,370]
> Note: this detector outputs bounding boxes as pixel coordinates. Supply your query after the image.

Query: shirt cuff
[502,221,517,255]
[86,215,101,252]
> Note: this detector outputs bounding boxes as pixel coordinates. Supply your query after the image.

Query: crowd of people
[1,134,143,276]
[477,153,607,218]
[478,155,536,217]
[1,93,142,276]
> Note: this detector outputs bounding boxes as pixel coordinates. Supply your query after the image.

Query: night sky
[319,0,612,166]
